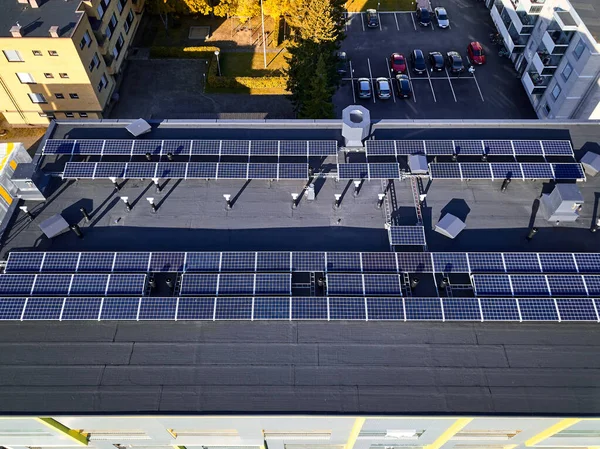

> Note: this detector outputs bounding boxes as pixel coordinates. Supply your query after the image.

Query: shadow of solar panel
[162,140,191,156]
[539,254,580,274]
[100,297,140,320]
[541,140,573,156]
[432,253,469,273]
[546,275,586,296]
[177,297,214,319]
[292,297,327,319]
[0,298,27,320]
[327,274,363,295]
[484,140,513,155]
[106,274,145,295]
[61,297,102,320]
[63,162,96,179]
[219,274,254,295]
[218,163,247,179]
[292,252,326,272]
[125,162,156,178]
[22,297,64,320]
[454,140,484,155]
[518,298,558,321]
[490,163,523,180]
[338,163,368,179]
[574,254,600,273]
[366,297,403,320]
[472,274,512,295]
[132,140,162,155]
[361,252,397,272]
[405,298,442,320]
[74,140,104,155]
[396,140,425,155]
[215,297,252,319]
[513,140,543,155]
[77,252,115,272]
[0,274,35,295]
[278,163,307,179]
[327,252,361,272]
[256,252,290,271]
[156,162,187,178]
[113,252,150,272]
[503,253,541,272]
[191,140,221,155]
[308,140,338,156]
[389,226,425,245]
[364,274,401,295]
[366,140,395,155]
[95,163,126,178]
[69,274,109,295]
[254,297,290,319]
[460,163,492,179]
[149,252,185,272]
[583,275,600,294]
[467,253,504,273]
[180,274,218,295]
[425,140,454,155]
[221,140,250,155]
[138,297,177,320]
[187,162,218,178]
[43,139,75,154]
[248,163,277,179]
[443,298,481,320]
[279,140,307,156]
[255,273,290,295]
[396,252,432,272]
[510,275,550,296]
[250,140,279,156]
[429,163,461,179]
[221,252,255,271]
[556,298,598,321]
[102,139,134,155]
[368,163,399,179]
[480,298,519,321]
[553,164,584,180]
[521,163,553,179]
[184,252,220,272]
[6,252,44,272]
[41,252,79,272]
[329,297,366,320]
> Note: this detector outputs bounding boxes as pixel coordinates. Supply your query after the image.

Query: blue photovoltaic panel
[541,140,573,156]
[176,297,214,320]
[556,298,598,321]
[292,252,326,272]
[366,297,404,320]
[363,274,401,295]
[100,297,140,320]
[574,253,600,273]
[510,275,550,296]
[218,274,254,295]
[218,163,247,179]
[518,298,559,321]
[77,252,115,272]
[327,274,363,295]
[215,297,252,319]
[396,252,433,272]
[389,226,426,246]
[254,297,290,320]
[138,297,177,320]
[552,163,585,180]
[443,298,481,321]
[329,297,366,320]
[490,163,523,180]
[106,274,145,295]
[22,297,64,320]
[41,252,79,272]
[292,297,327,319]
[184,252,221,272]
[180,274,218,295]
[278,163,308,179]
[255,273,290,295]
[368,163,400,179]
[221,252,255,271]
[425,140,454,155]
[125,162,156,178]
[220,140,250,156]
[74,140,104,155]
[395,140,425,155]
[256,252,290,272]
[132,140,162,155]
[149,252,185,272]
[191,140,221,155]
[366,140,395,155]
[63,162,96,178]
[429,163,461,179]
[484,140,513,155]
[405,298,443,320]
[503,253,541,273]
[250,140,279,156]
[471,274,512,295]
[113,252,150,272]
[0,298,27,320]
[583,275,600,295]
[513,140,543,155]
[308,140,338,156]
[0,274,35,295]
[248,163,278,179]
[162,140,191,156]
[538,253,578,273]
[338,164,368,179]
[186,162,218,179]
[480,298,520,321]
[156,162,187,178]
[454,140,484,155]
[460,163,492,179]
[61,297,102,320]
[546,275,587,296]
[5,252,44,272]
[467,253,505,273]
[327,252,361,272]
[69,274,109,295]
[43,139,76,154]
[521,163,553,179]
[103,139,134,155]
[432,253,469,273]
[361,252,397,272]
[94,163,126,178]
[279,140,307,156]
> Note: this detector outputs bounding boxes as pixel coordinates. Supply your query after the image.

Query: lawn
[220,50,288,77]
[345,0,416,11]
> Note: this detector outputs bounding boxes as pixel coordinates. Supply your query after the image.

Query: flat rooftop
[571,0,600,44]
[0,0,82,38]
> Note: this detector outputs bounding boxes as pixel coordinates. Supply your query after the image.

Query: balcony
[492,3,516,52]
[523,70,550,96]
[542,29,573,55]
[533,52,560,75]
[103,54,116,74]
[516,9,537,33]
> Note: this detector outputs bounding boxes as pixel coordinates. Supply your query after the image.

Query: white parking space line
[406,63,417,103]
[444,67,457,102]
[410,13,416,30]
[379,12,382,31]
[431,20,435,30]
[344,12,349,32]
[367,58,376,104]
[361,12,365,31]
[349,60,356,103]
[472,72,484,102]
[385,58,396,103]
[425,65,437,103]
[394,12,399,31]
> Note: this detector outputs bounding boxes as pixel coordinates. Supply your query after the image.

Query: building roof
[571,0,600,44]
[0,0,83,38]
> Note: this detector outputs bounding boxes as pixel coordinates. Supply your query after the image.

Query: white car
[375,78,391,100]
[435,7,450,28]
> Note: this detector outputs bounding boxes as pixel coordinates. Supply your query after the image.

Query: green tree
[262,0,289,19]
[287,0,341,43]
[184,0,212,14]
[147,0,177,30]
[299,53,334,118]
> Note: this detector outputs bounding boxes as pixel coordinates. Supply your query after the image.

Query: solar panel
[503,253,541,273]
[363,274,401,295]
[484,140,513,155]
[254,297,290,320]
[366,297,404,320]
[539,253,578,273]
[61,297,102,320]
[429,163,461,179]
[521,163,554,179]
[149,252,185,272]
[292,252,326,272]
[442,298,481,321]
[103,139,134,155]
[256,252,290,272]
[556,298,598,321]
[389,226,426,246]
[133,140,162,155]
[113,252,150,272]
[100,297,140,320]
[327,274,363,295]
[74,140,104,155]
[454,140,484,155]
[518,298,559,321]
[368,163,400,179]
[574,253,600,273]
[191,140,221,155]
[250,140,279,156]
[425,140,454,155]
[186,162,218,179]
[221,252,255,271]
[22,297,64,320]
[278,163,308,179]
[162,140,191,156]
[513,140,543,155]
[432,253,469,273]
[218,274,254,295]
[460,163,492,179]
[552,163,585,180]
[248,163,277,179]
[361,252,397,272]
[63,162,96,179]
[5,252,44,272]
[545,275,587,296]
[94,162,126,178]
[176,297,214,319]
[0,298,27,320]
[396,252,433,272]
[69,274,109,295]
[180,274,218,295]
[279,140,308,156]
[467,253,505,273]
[255,273,291,295]
[471,274,512,295]
[106,274,146,295]
[221,140,250,156]
[184,252,221,272]
[365,140,395,156]
[0,274,35,295]
[327,252,361,272]
[138,297,177,320]
[582,275,600,295]
[510,275,549,296]
[43,139,76,154]
[405,298,443,320]
[215,297,252,319]
[125,162,157,178]
[308,140,338,156]
[41,252,79,272]
[156,162,187,178]
[338,163,368,179]
[218,163,247,179]
[329,297,366,320]
[541,140,573,156]
[479,298,519,320]
[490,163,523,180]
[292,297,327,319]
[395,140,425,155]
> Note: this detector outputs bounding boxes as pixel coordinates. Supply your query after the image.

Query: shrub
[206,55,287,90]
[150,46,221,59]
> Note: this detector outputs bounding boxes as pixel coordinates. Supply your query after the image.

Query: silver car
[435,7,449,28]
[357,78,372,99]
[375,77,391,100]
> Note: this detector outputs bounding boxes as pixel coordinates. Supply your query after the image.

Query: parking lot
[334,0,536,119]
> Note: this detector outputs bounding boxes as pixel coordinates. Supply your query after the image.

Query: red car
[467,41,486,65]
[389,53,407,74]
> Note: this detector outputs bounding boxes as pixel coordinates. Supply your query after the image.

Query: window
[28,93,47,104]
[97,3,105,18]
[48,50,58,56]
[55,93,65,99]
[38,112,55,118]
[452,430,521,440]
[573,39,586,60]
[358,430,425,440]
[125,10,135,34]
[97,74,108,92]
[32,50,43,56]
[59,73,69,79]
[113,33,125,59]
[80,31,92,50]
[69,93,79,99]
[117,0,126,14]
[561,63,573,81]
[44,73,54,78]
[544,103,551,115]
[3,50,23,62]
[16,73,36,84]
[551,84,561,100]
[89,53,100,71]
[79,112,88,118]
[65,112,75,118]
[555,430,600,438]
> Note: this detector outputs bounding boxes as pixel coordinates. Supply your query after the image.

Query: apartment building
[489,0,600,119]
[0,0,144,126]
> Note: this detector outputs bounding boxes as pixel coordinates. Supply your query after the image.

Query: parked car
[416,7,431,26]
[446,51,464,72]
[428,51,444,71]
[389,53,407,74]
[411,49,427,74]
[357,78,372,99]
[396,74,412,98]
[434,7,449,28]
[375,78,391,99]
[366,9,379,28]
[336,51,348,75]
[467,41,486,65]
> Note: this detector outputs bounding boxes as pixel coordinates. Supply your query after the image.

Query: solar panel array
[1,296,597,321]
[63,162,308,180]
[44,139,338,156]
[180,273,291,295]
[388,226,426,246]
[472,274,600,297]
[337,163,400,180]
[429,163,585,180]
[365,139,574,157]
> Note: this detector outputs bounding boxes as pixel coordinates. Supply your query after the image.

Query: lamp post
[260,0,267,69]
[214,50,221,76]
